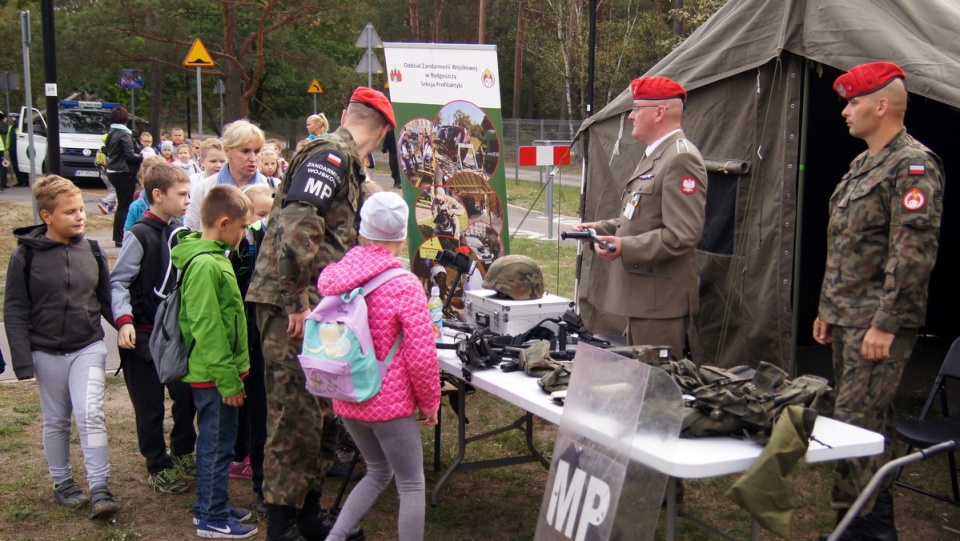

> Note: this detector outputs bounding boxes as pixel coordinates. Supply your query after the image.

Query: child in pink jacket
[318,191,440,541]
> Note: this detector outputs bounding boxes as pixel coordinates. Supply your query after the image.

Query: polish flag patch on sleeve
[681,177,697,194]
[326,154,342,167]
[908,164,925,175]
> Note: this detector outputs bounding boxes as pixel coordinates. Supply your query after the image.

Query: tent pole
[790,61,812,377]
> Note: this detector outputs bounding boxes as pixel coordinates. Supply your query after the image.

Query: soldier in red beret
[814,62,944,540]
[246,86,395,541]
[574,76,707,357]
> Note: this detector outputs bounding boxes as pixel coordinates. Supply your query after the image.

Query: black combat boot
[297,491,366,541]
[267,504,306,541]
[819,492,898,541]
[857,491,898,541]
[819,507,865,541]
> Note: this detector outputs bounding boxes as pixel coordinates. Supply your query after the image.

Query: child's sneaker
[97,202,109,215]
[193,506,252,525]
[89,487,118,518]
[53,478,90,508]
[229,457,252,480]
[148,468,190,494]
[173,453,197,481]
[196,516,258,539]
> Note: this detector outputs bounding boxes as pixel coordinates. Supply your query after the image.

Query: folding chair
[894,336,960,506]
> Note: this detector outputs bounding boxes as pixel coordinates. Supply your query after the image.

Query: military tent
[576,0,960,372]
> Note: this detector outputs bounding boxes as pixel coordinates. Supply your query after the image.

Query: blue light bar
[59,100,120,109]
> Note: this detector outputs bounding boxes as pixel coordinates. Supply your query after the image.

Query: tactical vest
[608,346,833,444]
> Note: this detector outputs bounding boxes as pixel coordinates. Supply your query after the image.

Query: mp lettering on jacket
[286,150,346,215]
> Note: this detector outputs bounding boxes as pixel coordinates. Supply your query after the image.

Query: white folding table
[435,351,885,539]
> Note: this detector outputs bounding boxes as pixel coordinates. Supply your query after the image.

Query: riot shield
[535,344,683,541]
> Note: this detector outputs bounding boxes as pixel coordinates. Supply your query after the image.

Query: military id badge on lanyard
[623,192,641,220]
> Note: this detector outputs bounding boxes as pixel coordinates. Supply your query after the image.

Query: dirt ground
[2,184,960,540]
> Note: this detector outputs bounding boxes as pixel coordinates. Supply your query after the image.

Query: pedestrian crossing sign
[183,39,215,67]
[308,79,324,94]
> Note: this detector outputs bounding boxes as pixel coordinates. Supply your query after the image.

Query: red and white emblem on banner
[902,187,926,211]
[681,177,697,195]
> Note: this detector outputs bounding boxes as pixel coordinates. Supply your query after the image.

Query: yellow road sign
[308,79,324,94]
[183,39,215,67]
[419,237,443,260]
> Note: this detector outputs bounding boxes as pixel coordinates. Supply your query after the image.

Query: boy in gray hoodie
[3,175,117,518]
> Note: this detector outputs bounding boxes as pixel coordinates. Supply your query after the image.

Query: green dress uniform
[817,128,944,511]
[246,126,365,508]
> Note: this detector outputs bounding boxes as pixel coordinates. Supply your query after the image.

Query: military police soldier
[574,76,707,356]
[246,87,394,541]
[813,62,943,541]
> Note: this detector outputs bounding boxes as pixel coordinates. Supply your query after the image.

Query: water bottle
[428,286,443,342]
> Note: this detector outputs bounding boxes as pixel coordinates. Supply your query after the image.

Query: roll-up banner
[384,43,509,320]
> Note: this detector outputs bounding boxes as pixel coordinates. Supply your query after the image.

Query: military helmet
[482,255,545,300]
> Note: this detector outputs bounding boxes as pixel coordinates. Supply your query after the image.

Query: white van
[16,100,116,181]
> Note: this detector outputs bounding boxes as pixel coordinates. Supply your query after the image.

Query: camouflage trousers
[256,304,339,508]
[830,325,917,513]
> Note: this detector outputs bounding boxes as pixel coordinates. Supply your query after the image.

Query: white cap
[359,191,408,242]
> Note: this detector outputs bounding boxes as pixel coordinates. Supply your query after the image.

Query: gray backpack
[149,253,203,384]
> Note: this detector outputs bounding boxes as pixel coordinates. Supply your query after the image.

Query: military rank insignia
[902,187,926,211]
[681,177,698,195]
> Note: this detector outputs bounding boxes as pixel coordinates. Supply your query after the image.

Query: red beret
[350,87,396,129]
[631,77,687,102]
[833,62,906,99]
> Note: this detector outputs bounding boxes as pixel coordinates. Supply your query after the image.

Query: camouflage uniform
[246,126,365,507]
[818,128,943,511]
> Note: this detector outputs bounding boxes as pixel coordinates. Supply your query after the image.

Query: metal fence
[262,117,585,171]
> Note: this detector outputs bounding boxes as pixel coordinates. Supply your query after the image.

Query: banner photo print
[384,43,509,324]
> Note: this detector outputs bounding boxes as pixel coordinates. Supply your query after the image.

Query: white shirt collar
[645,128,682,157]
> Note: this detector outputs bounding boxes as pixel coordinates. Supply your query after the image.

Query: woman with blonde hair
[184,119,271,230]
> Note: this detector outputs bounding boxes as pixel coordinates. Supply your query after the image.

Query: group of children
[101,130,284,217]
[5,114,442,540]
[5,154,275,538]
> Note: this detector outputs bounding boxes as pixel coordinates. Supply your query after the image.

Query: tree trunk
[149,62,163,137]
[512,0,526,118]
[223,0,244,121]
[430,0,445,42]
[673,0,684,41]
[478,0,487,43]
[409,0,420,41]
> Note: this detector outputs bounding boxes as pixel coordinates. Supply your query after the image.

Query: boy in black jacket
[4,175,117,518]
[110,162,197,494]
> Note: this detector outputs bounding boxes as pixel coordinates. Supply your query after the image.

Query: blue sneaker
[196,516,257,539]
[193,506,252,526]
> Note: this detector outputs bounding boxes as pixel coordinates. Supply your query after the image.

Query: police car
[16,100,117,182]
